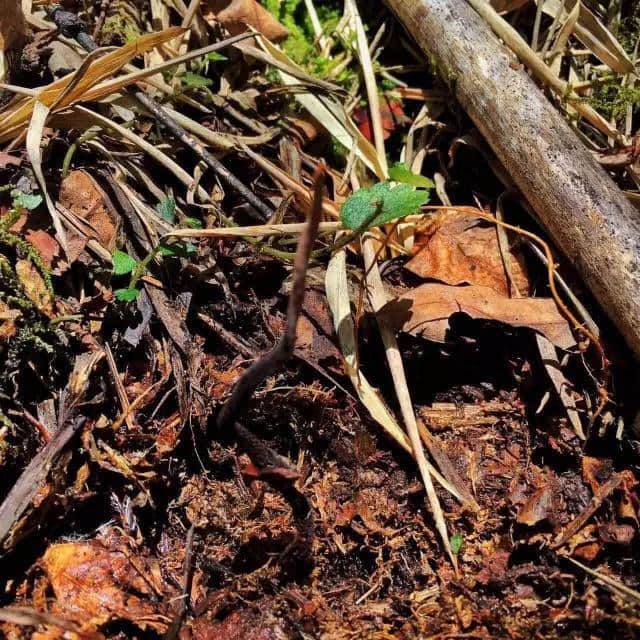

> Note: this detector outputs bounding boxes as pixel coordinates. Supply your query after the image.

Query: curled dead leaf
[59,170,117,263]
[379,283,576,349]
[42,538,168,632]
[26,230,60,268]
[516,484,555,526]
[406,212,529,296]
[203,0,288,42]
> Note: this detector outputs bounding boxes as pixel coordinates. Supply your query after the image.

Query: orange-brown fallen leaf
[15,259,54,317]
[59,170,117,263]
[406,212,529,296]
[42,539,169,632]
[516,484,555,526]
[203,0,288,42]
[26,230,60,268]
[379,283,576,349]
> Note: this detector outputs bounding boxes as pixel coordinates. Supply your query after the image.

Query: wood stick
[386,0,640,358]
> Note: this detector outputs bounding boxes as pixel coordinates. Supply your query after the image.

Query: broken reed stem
[216,164,325,430]
[423,204,610,421]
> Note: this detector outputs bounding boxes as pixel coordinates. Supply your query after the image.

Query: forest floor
[0,1,639,638]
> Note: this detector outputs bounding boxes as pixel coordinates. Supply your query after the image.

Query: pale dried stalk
[165,221,342,239]
[346,0,388,174]
[362,234,455,568]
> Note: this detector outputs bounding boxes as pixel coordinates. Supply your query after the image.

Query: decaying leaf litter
[0,0,638,637]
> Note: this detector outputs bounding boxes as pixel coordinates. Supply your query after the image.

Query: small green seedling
[450,533,464,555]
[389,162,435,189]
[112,250,137,276]
[156,196,176,223]
[112,238,196,303]
[11,190,43,211]
[179,72,213,88]
[340,164,433,231]
[207,51,227,62]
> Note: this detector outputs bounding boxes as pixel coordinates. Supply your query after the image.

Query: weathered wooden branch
[386,0,640,358]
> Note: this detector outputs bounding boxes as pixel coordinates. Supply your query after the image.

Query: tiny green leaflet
[112,250,137,276]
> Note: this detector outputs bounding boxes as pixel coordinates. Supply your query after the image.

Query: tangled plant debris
[0,0,638,638]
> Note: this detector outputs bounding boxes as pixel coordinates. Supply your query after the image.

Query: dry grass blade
[26,101,68,253]
[540,0,634,73]
[324,247,463,501]
[255,34,386,178]
[24,46,108,255]
[568,557,640,604]
[0,27,184,141]
[467,0,622,141]
[81,32,253,102]
[362,234,456,568]
[345,0,388,173]
[165,221,342,239]
[71,106,211,202]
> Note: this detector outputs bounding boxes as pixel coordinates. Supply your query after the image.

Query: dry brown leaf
[15,259,54,317]
[0,27,184,141]
[59,170,117,264]
[516,484,555,526]
[0,299,17,341]
[25,230,60,268]
[406,212,529,296]
[42,539,168,632]
[0,0,26,52]
[380,283,576,349]
[203,0,288,42]
[59,171,116,247]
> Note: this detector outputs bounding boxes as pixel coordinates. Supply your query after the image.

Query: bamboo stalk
[386,0,640,358]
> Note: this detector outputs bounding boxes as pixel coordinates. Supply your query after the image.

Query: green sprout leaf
[12,190,43,211]
[112,250,137,275]
[180,72,213,88]
[340,181,429,231]
[157,241,197,258]
[114,287,140,302]
[156,196,176,223]
[183,217,203,229]
[389,162,435,189]
[207,51,228,62]
[450,533,463,555]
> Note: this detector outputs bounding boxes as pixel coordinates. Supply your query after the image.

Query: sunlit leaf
[114,287,140,302]
[389,162,435,189]
[156,196,176,223]
[112,250,137,275]
[340,181,429,231]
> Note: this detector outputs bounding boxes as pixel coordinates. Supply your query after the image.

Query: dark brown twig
[0,417,85,548]
[216,164,326,431]
[213,165,325,575]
